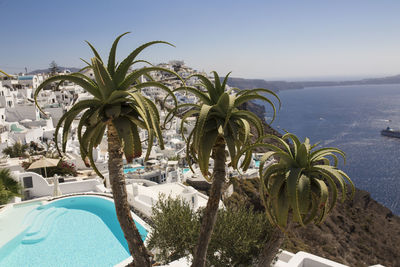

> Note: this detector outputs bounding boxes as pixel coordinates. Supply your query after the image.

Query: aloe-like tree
[170,72,280,267]
[0,168,21,205]
[252,133,355,266]
[34,33,180,267]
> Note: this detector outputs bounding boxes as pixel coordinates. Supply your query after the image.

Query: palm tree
[250,133,355,266]
[170,72,280,267]
[34,33,180,267]
[0,168,21,205]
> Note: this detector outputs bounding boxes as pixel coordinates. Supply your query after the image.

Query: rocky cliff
[240,101,400,267]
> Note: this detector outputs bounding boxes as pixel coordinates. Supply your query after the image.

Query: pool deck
[0,198,48,248]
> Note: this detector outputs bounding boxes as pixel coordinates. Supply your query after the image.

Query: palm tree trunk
[257,227,283,267]
[107,122,151,267]
[192,136,226,267]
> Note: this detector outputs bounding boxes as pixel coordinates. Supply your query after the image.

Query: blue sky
[1,0,400,80]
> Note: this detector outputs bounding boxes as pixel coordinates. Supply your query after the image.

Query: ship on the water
[381,127,400,138]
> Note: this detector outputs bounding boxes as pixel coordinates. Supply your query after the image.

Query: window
[23,176,33,188]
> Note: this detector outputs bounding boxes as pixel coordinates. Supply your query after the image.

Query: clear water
[182,168,190,173]
[263,84,400,214]
[254,160,260,168]
[124,166,145,174]
[0,196,148,267]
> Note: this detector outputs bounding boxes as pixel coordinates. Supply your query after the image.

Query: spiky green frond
[34,33,181,178]
[118,66,181,91]
[114,40,174,85]
[107,32,130,76]
[173,86,212,105]
[85,40,103,63]
[180,72,279,178]
[255,133,354,229]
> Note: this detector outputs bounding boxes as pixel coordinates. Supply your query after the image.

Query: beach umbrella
[28,157,60,178]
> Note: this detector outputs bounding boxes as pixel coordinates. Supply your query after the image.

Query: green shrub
[148,196,274,266]
[207,204,273,266]
[147,196,200,263]
[47,160,78,177]
[2,142,29,158]
[0,168,21,205]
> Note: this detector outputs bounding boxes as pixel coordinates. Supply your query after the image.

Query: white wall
[43,129,55,141]
[58,179,103,194]
[126,184,153,218]
[126,183,210,218]
[17,171,103,198]
[43,107,63,126]
[274,251,349,267]
[24,128,44,144]
[11,127,44,144]
[0,131,9,144]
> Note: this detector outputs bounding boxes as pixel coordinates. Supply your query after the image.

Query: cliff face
[286,188,400,267]
[241,101,400,267]
[227,178,400,267]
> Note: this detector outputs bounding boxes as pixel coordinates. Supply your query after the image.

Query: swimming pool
[124,166,145,174]
[0,196,148,267]
[182,168,190,174]
[254,160,260,168]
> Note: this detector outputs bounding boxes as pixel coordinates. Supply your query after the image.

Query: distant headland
[24,66,400,92]
[226,74,400,91]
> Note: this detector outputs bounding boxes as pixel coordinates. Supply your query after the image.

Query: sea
[263,84,400,215]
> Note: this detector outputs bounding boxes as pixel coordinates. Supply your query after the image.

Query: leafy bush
[148,196,274,266]
[20,161,31,170]
[47,160,78,177]
[168,155,180,161]
[207,204,273,266]
[147,196,200,263]
[0,168,21,205]
[2,142,29,158]
[27,141,45,155]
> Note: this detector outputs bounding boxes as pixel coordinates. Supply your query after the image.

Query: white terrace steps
[21,207,67,244]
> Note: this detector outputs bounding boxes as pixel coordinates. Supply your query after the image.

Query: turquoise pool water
[0,196,148,267]
[254,160,260,168]
[124,166,145,174]
[182,168,190,174]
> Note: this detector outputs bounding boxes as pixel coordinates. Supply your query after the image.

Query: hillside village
[1,61,259,200]
[0,62,392,267]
